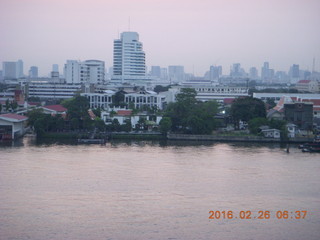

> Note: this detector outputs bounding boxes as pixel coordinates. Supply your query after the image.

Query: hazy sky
[1,0,319,76]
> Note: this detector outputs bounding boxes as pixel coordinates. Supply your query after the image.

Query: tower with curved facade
[112,32,148,83]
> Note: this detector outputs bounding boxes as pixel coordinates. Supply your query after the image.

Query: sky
[0,0,320,76]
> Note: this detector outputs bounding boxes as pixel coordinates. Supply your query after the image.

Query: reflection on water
[0,136,319,240]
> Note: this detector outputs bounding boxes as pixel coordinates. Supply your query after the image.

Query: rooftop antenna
[128,17,131,31]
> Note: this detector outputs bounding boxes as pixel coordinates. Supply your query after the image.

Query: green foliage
[70,118,80,130]
[94,117,106,132]
[159,117,172,135]
[164,88,219,134]
[248,117,269,134]
[230,97,266,129]
[62,95,90,120]
[120,119,132,132]
[5,99,10,111]
[266,99,276,109]
[248,117,288,140]
[92,107,102,118]
[112,91,126,107]
[27,109,66,135]
[27,109,46,126]
[10,101,18,111]
[27,97,41,102]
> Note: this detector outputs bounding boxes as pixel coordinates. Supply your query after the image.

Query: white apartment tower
[64,60,105,84]
[112,32,146,83]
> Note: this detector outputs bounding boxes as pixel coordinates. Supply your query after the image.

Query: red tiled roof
[301,99,320,106]
[88,109,96,120]
[43,105,67,112]
[28,102,40,106]
[223,98,235,104]
[0,113,28,121]
[117,110,132,116]
[297,80,311,84]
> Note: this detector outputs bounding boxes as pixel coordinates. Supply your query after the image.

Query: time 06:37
[208,210,307,220]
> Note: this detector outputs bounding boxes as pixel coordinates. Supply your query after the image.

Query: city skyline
[1,0,319,76]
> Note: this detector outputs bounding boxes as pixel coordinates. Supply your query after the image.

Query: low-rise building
[295,80,319,93]
[284,102,313,130]
[261,129,281,139]
[0,113,28,140]
[41,105,67,115]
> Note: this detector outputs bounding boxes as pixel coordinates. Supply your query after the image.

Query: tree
[248,117,269,134]
[154,85,170,93]
[92,107,102,118]
[159,117,172,135]
[120,119,132,132]
[0,103,2,113]
[230,97,266,129]
[5,99,10,111]
[11,101,18,111]
[266,99,276,109]
[27,109,46,127]
[94,117,106,132]
[62,95,90,120]
[164,88,219,134]
[70,118,80,130]
[111,118,121,131]
[112,91,125,107]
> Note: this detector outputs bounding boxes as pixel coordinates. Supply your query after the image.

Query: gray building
[284,102,313,130]
[29,66,38,78]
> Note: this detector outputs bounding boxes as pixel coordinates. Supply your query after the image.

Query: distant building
[64,60,105,84]
[150,66,161,78]
[112,32,147,83]
[2,62,17,80]
[168,65,185,83]
[284,102,313,130]
[209,65,222,80]
[52,64,59,72]
[295,80,319,93]
[261,62,274,83]
[249,67,258,79]
[2,60,24,79]
[16,60,24,78]
[289,64,300,83]
[27,82,82,100]
[29,66,38,78]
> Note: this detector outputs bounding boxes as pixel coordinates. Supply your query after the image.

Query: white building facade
[64,60,105,84]
[112,32,147,83]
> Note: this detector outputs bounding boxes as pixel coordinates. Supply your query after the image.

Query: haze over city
[1,0,319,76]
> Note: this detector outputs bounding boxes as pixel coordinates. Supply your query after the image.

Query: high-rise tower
[112,32,146,83]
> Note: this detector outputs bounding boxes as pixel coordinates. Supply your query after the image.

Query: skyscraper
[16,59,24,78]
[112,32,146,83]
[2,61,17,79]
[29,66,38,78]
[249,67,258,79]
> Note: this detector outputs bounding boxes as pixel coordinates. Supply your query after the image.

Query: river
[0,137,319,240]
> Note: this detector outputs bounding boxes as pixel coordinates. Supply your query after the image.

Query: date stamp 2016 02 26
[208,210,307,220]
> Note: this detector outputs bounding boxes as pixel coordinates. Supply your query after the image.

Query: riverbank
[24,131,315,143]
[167,133,314,143]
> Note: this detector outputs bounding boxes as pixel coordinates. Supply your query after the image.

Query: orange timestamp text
[208,210,307,220]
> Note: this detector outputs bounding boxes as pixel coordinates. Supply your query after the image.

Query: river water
[0,137,319,240]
